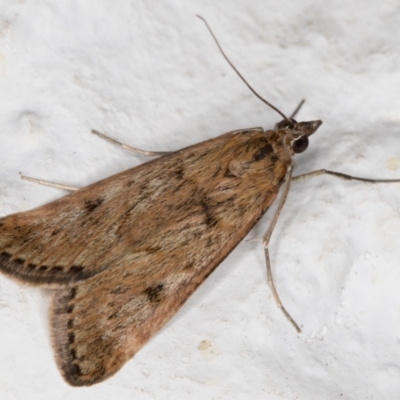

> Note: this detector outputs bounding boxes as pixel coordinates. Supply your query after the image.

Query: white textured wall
[0,1,400,399]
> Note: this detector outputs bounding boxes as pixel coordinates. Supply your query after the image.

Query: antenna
[196,15,291,123]
[290,99,305,119]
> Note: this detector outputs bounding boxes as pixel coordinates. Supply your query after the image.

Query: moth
[0,16,398,387]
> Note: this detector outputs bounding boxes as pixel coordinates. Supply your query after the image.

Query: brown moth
[0,16,398,386]
[0,118,319,385]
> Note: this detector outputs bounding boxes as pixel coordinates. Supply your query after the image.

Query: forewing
[0,131,248,286]
[47,128,290,385]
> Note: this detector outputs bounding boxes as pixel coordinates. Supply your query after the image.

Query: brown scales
[0,126,303,385]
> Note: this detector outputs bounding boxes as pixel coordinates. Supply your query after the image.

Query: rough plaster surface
[0,1,400,399]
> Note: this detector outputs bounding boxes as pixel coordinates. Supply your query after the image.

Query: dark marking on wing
[68,332,75,344]
[70,266,84,274]
[0,252,89,285]
[144,284,164,303]
[199,200,217,227]
[14,257,24,265]
[70,363,82,379]
[253,144,273,161]
[84,198,104,213]
[183,261,194,270]
[174,165,184,180]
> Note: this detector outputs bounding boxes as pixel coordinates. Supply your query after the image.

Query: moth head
[277,119,323,155]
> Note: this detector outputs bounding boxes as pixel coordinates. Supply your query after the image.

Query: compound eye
[292,136,309,153]
[277,118,297,129]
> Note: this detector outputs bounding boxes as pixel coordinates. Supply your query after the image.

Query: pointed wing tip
[0,251,93,287]
[50,287,122,387]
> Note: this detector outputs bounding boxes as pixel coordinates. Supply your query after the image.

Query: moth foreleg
[293,169,400,183]
[21,175,79,192]
[262,167,301,333]
[91,129,171,157]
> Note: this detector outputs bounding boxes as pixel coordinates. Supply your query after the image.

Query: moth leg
[292,169,400,183]
[263,167,301,333]
[91,129,172,157]
[21,176,79,192]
